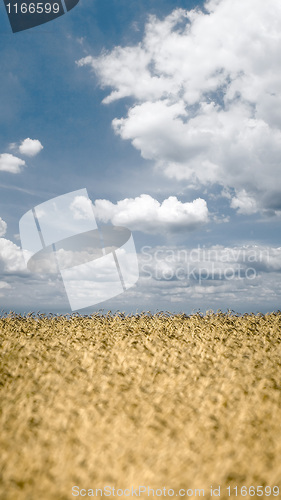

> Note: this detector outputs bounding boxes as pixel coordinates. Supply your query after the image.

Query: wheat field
[1,311,281,500]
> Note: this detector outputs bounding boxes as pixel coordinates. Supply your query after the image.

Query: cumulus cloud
[0,238,28,274]
[93,194,209,233]
[78,0,281,215]
[19,138,43,157]
[230,189,258,215]
[0,154,25,174]
[0,218,7,237]
[70,195,95,221]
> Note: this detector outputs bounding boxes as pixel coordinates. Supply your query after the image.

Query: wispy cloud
[0,218,7,237]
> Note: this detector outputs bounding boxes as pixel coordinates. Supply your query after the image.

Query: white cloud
[0,281,10,289]
[0,238,26,273]
[230,189,258,215]
[93,194,209,233]
[0,237,72,311]
[0,218,7,237]
[0,154,25,174]
[0,281,11,298]
[70,195,95,221]
[19,138,43,157]
[78,0,281,215]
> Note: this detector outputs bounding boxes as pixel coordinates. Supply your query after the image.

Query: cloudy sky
[0,0,281,314]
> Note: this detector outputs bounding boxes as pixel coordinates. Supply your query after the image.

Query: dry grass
[1,311,281,500]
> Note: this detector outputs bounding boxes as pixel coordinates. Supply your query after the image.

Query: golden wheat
[0,311,281,500]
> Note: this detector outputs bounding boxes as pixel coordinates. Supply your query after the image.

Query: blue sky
[0,0,281,314]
